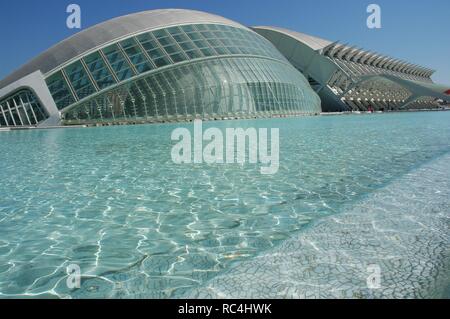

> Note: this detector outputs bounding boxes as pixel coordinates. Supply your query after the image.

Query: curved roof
[0,9,244,89]
[252,26,332,51]
[253,26,435,78]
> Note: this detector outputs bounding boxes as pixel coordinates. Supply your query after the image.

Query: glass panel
[169,52,187,63]
[146,47,166,60]
[178,41,196,52]
[186,32,203,41]
[199,47,216,57]
[200,31,214,39]
[0,104,7,126]
[143,45,172,67]
[152,29,168,39]
[84,52,116,90]
[195,24,208,31]
[120,38,154,74]
[180,25,195,33]
[140,40,158,52]
[172,33,190,43]
[184,49,204,60]
[192,39,209,49]
[157,36,172,47]
[65,61,97,100]
[18,92,36,124]
[163,44,179,55]
[102,44,135,82]
[26,91,48,122]
[212,46,230,55]
[1,102,13,126]
[46,71,76,110]
[166,26,183,36]
[227,47,243,55]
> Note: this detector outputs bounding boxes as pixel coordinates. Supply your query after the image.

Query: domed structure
[0,9,321,127]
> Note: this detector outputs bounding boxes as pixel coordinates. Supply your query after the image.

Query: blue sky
[0,0,449,84]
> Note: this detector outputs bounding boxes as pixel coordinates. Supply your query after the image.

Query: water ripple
[0,112,449,298]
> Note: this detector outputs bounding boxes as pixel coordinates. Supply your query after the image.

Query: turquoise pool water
[0,112,449,298]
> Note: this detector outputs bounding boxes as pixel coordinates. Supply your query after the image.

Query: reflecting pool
[0,111,449,298]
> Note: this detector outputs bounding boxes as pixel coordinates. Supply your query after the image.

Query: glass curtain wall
[0,90,48,127]
[43,23,320,124]
[63,57,321,123]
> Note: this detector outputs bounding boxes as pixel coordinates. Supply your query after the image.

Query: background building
[0,9,320,128]
[1,9,449,128]
[253,26,450,112]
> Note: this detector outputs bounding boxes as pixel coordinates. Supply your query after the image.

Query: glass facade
[43,23,320,124]
[84,52,117,90]
[46,71,76,110]
[65,61,97,100]
[63,57,320,123]
[102,44,135,82]
[0,90,48,127]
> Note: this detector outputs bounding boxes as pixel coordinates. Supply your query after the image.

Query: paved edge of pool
[183,152,450,299]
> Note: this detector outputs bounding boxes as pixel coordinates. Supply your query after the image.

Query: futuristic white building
[0,9,448,128]
[0,9,321,128]
[253,26,450,112]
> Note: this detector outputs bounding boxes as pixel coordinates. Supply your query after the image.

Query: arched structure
[253,26,450,112]
[0,9,321,127]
